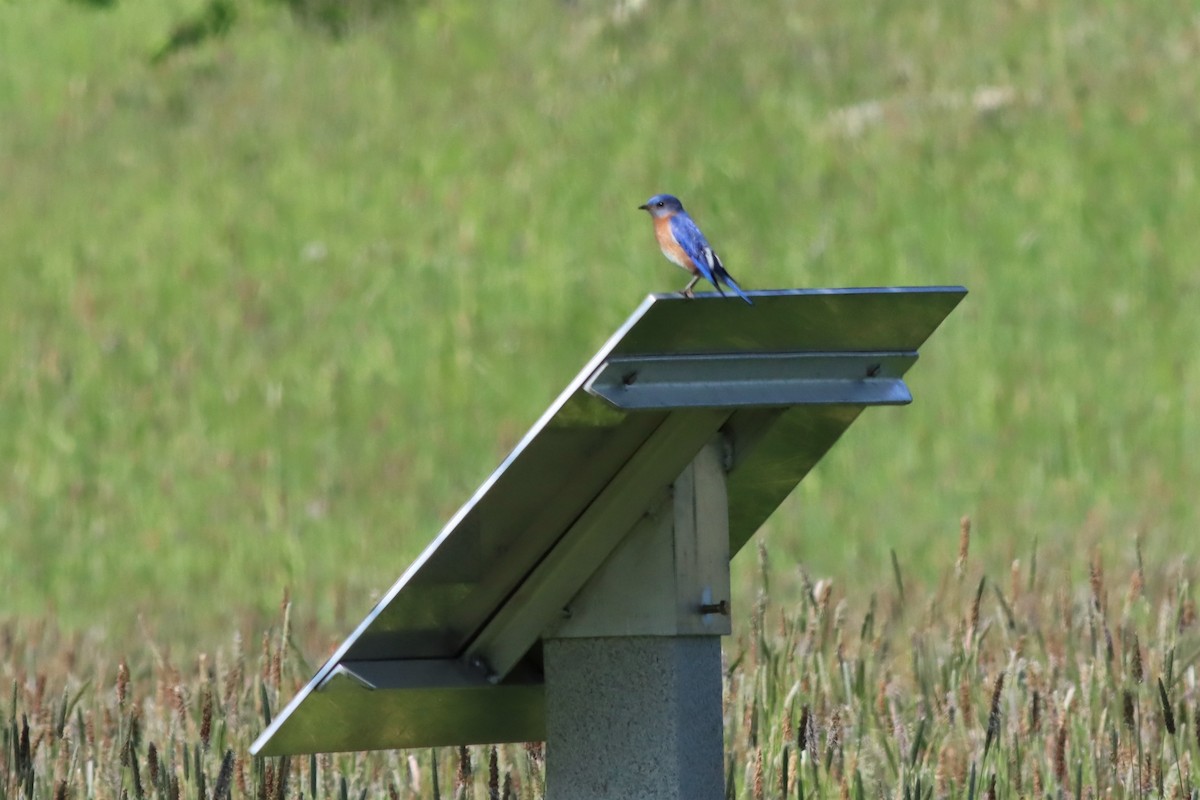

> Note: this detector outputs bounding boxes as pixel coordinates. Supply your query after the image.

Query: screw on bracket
[622,370,639,386]
[866,363,882,377]
[699,600,729,616]
[470,656,499,684]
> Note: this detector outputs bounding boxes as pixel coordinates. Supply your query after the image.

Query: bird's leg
[680,274,700,298]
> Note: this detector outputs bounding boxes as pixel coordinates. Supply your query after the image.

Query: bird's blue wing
[668,213,719,285]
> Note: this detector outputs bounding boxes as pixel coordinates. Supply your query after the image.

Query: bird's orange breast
[652,214,697,273]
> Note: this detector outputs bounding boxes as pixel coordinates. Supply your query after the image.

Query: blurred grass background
[1,0,1198,648]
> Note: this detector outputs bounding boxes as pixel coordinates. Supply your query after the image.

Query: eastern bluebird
[638,194,753,305]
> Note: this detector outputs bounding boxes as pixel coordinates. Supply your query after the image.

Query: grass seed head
[456,744,472,786]
[1179,598,1196,631]
[934,741,964,795]
[200,688,213,751]
[828,708,843,771]
[956,516,971,578]
[260,632,272,684]
[752,747,764,800]
[786,740,798,796]
[147,742,160,787]
[117,661,130,707]
[1102,619,1114,667]
[984,671,1004,758]
[1193,705,1200,762]
[213,750,234,800]
[1053,723,1067,785]
[1057,586,1073,633]
[958,675,973,725]
[171,685,188,721]
[1090,548,1106,614]
[1129,632,1144,683]
[236,755,248,797]
[798,704,811,753]
[1127,565,1144,607]
[967,577,985,648]
[815,580,833,615]
[225,630,244,709]
[757,540,769,596]
[1157,677,1176,736]
[271,646,282,691]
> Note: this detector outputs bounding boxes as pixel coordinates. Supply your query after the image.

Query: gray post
[543,441,732,800]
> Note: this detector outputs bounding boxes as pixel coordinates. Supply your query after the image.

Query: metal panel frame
[251,286,966,755]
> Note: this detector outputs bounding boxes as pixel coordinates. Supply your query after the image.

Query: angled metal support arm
[461,409,731,682]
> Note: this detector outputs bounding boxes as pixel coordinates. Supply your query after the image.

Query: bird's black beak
[637,203,649,210]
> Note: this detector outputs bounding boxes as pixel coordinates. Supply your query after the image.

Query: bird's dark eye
[656,201,665,207]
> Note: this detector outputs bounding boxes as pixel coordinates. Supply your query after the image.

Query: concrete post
[542,441,731,800]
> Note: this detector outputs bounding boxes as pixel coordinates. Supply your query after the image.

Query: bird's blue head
[638,194,685,218]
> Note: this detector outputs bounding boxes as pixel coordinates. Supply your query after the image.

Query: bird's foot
[680,289,695,299]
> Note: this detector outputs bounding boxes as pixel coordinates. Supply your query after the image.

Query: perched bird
[637,194,753,305]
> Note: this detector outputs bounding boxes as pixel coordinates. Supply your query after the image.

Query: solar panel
[252,286,966,755]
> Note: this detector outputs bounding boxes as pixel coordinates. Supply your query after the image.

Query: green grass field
[2,0,1200,795]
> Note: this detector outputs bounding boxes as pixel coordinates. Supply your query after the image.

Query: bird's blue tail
[722,274,754,305]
